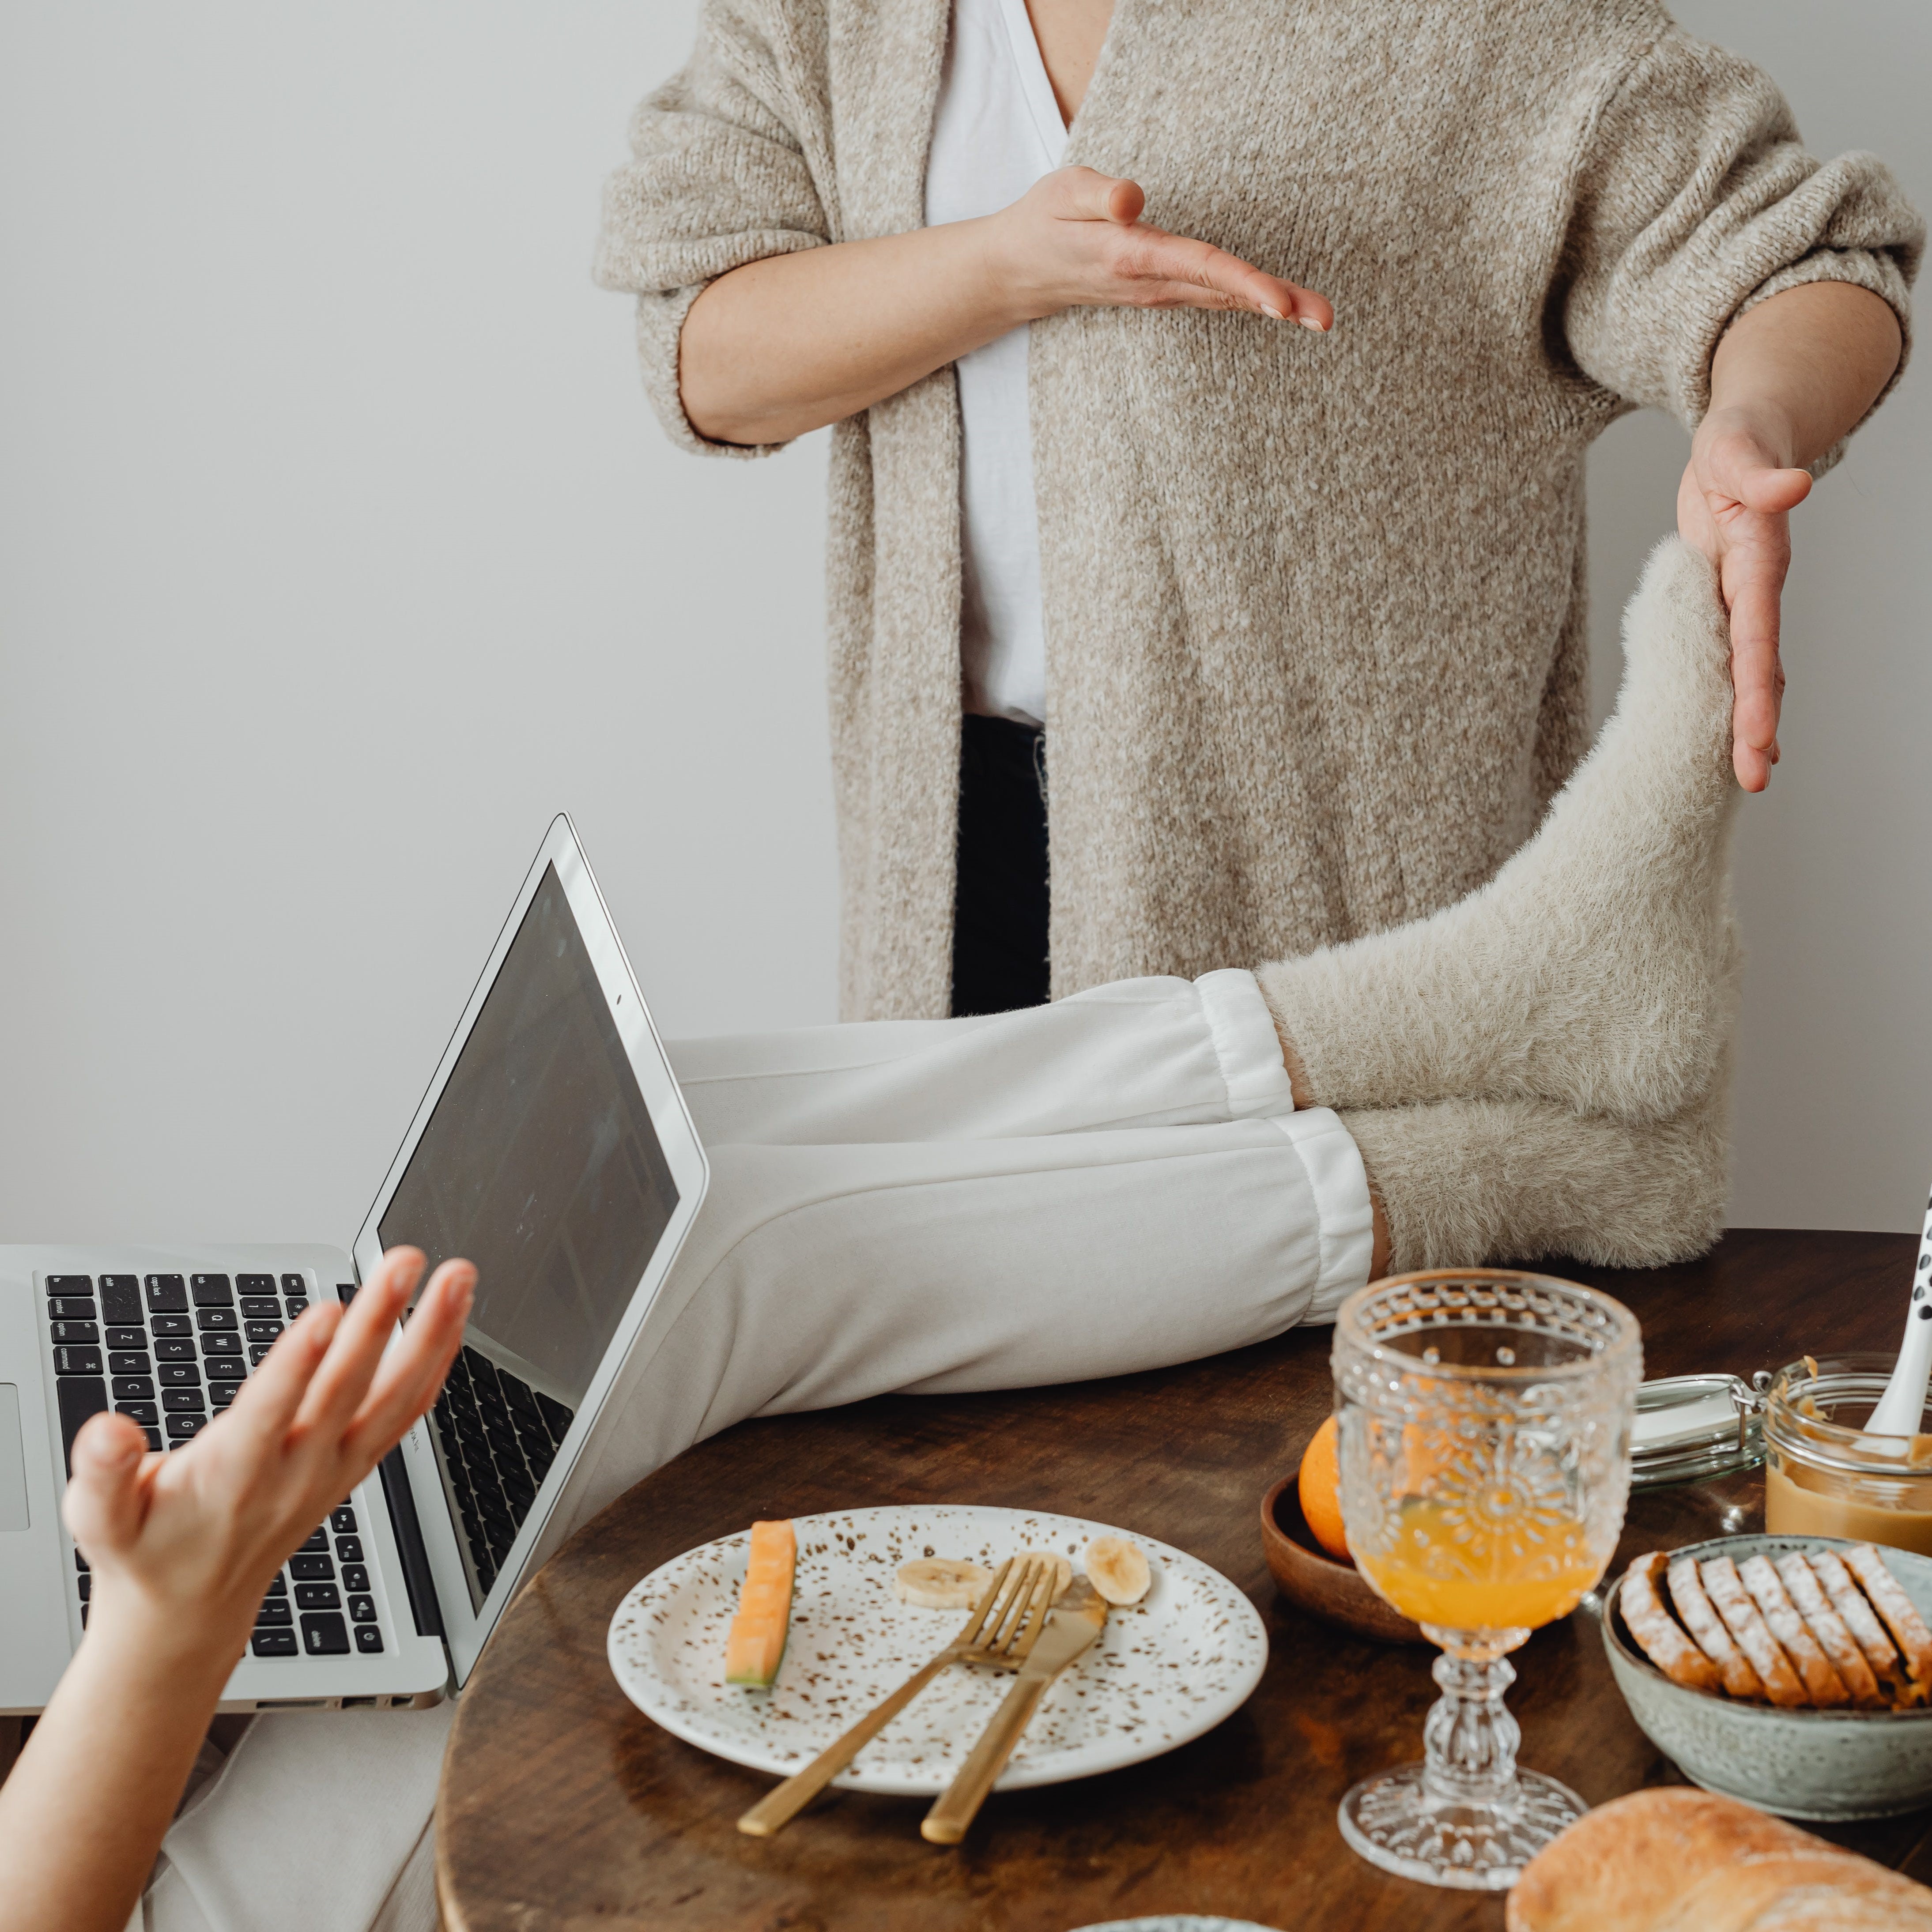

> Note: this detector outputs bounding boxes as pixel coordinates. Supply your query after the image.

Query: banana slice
[1084,1536,1151,1606]
[1018,1551,1074,1603]
[893,1557,993,1609]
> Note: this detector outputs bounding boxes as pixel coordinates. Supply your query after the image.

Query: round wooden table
[437,1230,1932,1931]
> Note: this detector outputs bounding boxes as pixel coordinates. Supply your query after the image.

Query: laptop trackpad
[0,1385,29,1529]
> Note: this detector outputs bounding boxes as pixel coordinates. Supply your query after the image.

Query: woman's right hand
[681,166,1331,445]
[989,167,1332,330]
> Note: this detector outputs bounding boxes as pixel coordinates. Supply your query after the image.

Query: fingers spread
[341,1260,475,1474]
[223,1299,344,1453]
[291,1249,426,1443]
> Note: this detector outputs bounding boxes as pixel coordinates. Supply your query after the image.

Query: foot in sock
[1258,537,1741,1126]
[1345,1051,1733,1274]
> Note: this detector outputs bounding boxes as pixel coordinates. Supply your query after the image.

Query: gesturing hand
[992,166,1333,330]
[64,1246,474,1660]
[1677,405,1813,793]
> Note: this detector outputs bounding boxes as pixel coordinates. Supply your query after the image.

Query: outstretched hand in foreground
[0,1246,474,1932]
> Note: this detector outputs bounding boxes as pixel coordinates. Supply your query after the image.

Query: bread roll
[1506,1789,1932,1932]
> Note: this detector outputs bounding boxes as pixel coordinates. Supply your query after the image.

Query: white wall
[0,4,1923,1246]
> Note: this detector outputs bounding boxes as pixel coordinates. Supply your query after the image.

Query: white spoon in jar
[1866,1189,1932,1438]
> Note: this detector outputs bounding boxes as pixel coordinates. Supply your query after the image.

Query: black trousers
[951,714,1049,1018]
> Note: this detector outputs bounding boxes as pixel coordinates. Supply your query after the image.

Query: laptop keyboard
[430,1346,574,1598]
[43,1272,385,1661]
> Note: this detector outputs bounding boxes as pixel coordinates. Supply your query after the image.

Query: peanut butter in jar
[1762,1353,1932,1558]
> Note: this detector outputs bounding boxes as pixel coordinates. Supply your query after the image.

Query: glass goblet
[1331,1268,1641,1890]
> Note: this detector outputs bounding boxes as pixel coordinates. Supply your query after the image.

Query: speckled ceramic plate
[607,1504,1269,1795]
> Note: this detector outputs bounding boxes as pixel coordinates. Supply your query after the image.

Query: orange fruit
[1298,1415,1351,1562]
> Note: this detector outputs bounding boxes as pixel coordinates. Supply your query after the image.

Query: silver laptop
[0,815,709,1712]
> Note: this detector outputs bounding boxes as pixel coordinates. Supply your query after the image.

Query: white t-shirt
[924,0,1068,728]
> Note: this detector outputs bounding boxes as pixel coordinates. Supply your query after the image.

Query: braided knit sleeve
[1559,22,1922,469]
[593,0,831,458]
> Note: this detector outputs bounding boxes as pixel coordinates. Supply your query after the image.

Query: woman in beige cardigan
[598,0,1917,1023]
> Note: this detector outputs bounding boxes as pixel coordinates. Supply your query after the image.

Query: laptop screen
[379,861,679,1605]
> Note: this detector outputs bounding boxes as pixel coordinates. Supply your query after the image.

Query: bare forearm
[676,168,1331,448]
[1709,280,1902,467]
[0,1608,245,1932]
[680,220,1026,445]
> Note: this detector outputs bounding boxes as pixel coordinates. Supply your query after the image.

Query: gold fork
[736,1555,1054,1837]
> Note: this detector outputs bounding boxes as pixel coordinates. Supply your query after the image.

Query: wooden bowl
[1260,1472,1426,1645]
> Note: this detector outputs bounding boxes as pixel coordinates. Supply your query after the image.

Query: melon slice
[724,1519,796,1688]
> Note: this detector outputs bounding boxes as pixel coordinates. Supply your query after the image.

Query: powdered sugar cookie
[1667,1554,1763,1700]
[1621,1553,1719,1691]
[1702,1555,1806,1707]
[1740,1554,1849,1706]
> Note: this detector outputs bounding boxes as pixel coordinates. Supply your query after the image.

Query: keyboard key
[210,1385,238,1408]
[115,1401,159,1426]
[301,1613,351,1656]
[294,1582,340,1610]
[289,1554,334,1581]
[196,1308,238,1331]
[535,1393,574,1442]
[164,1413,206,1440]
[104,1327,145,1349]
[284,1298,309,1317]
[206,1360,246,1383]
[497,1370,539,1418]
[299,1528,328,1552]
[139,1427,162,1451]
[111,1376,156,1401]
[190,1275,233,1306]
[162,1389,206,1413]
[74,1550,88,1570]
[56,1378,109,1474]
[49,1321,100,1345]
[98,1278,142,1325]
[107,1352,151,1376]
[280,1273,306,1293]
[158,1362,201,1387]
[53,1345,103,1376]
[77,1573,91,1601]
[257,1599,293,1626]
[144,1275,188,1313]
[264,1575,287,1596]
[354,1626,384,1654]
[248,1344,275,1366]
[330,1507,357,1534]
[151,1312,191,1337]
[239,1298,279,1319]
[45,1274,93,1293]
[252,1630,300,1657]
[347,1595,377,1624]
[335,1536,363,1564]
[243,1321,283,1343]
[201,1333,243,1357]
[156,1338,196,1362]
[47,1298,97,1322]
[236,1273,275,1294]
[341,1565,370,1593]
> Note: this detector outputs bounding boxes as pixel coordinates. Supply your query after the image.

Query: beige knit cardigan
[596,0,1920,1022]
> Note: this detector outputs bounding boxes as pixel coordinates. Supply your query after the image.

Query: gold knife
[920,1577,1109,1844]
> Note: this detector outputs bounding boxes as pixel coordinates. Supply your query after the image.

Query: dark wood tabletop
[437,1229,1932,1932]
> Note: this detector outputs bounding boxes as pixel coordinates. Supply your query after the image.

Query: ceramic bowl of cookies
[1259,1473,1425,1645]
[1604,1532,1932,1820]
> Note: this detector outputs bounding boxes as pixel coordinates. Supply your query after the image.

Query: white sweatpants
[140,971,1373,1932]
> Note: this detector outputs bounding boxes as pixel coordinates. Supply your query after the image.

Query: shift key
[56,1379,110,1476]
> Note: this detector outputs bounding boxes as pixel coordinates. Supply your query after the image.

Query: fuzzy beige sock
[1259,538,1741,1126]
[1343,1061,1732,1275]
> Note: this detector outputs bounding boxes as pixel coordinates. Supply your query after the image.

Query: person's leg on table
[1259,538,1740,1128]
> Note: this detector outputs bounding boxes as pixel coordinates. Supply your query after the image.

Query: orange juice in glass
[1331,1272,1640,1892]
